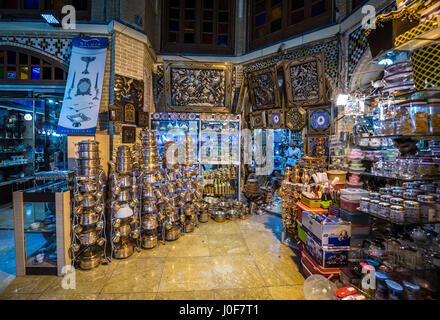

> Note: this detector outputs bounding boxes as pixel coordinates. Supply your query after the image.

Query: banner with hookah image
[57,37,109,135]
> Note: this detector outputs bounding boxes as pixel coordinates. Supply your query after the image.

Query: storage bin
[301,194,321,208]
[340,189,370,201]
[340,209,371,224]
[341,196,361,212]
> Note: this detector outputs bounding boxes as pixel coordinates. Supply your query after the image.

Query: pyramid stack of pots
[139,129,163,249]
[162,141,182,241]
[71,140,107,270]
[109,145,140,260]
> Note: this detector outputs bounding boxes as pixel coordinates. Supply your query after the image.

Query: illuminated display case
[150,112,241,200]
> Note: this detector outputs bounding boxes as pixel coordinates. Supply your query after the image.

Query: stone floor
[0,214,305,300]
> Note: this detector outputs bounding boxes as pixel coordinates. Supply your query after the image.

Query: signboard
[57,37,108,135]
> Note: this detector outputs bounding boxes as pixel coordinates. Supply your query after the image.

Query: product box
[305,234,349,268]
[302,212,351,247]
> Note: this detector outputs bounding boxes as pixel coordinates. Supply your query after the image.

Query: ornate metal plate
[285,107,307,132]
[308,107,331,135]
[283,54,327,107]
[164,61,233,113]
[114,74,144,110]
[247,67,280,111]
[250,111,266,129]
[267,109,284,129]
[124,104,136,124]
[122,126,136,144]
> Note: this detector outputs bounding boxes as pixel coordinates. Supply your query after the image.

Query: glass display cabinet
[13,180,72,276]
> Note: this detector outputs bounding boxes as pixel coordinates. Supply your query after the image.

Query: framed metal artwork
[283,54,327,107]
[285,107,307,132]
[137,111,149,127]
[124,103,136,124]
[250,111,266,129]
[308,108,331,135]
[114,74,144,111]
[247,67,280,111]
[109,104,123,122]
[163,61,233,113]
[121,126,136,144]
[267,109,284,129]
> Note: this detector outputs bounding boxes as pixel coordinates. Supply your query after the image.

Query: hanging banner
[57,37,108,135]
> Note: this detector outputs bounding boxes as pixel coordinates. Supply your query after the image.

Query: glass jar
[370,192,381,200]
[370,200,380,214]
[403,190,420,201]
[390,205,405,223]
[380,195,393,203]
[390,198,404,206]
[418,195,437,223]
[396,101,413,135]
[392,189,405,198]
[429,99,440,134]
[379,202,390,218]
[375,271,390,300]
[403,281,420,300]
[360,197,370,212]
[380,187,392,195]
[410,100,429,134]
[404,201,421,223]
[418,163,438,177]
[420,184,437,193]
[386,280,404,300]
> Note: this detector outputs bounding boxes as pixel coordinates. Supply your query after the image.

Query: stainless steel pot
[141,163,160,172]
[228,209,239,221]
[79,194,97,208]
[78,211,101,226]
[141,235,158,249]
[184,222,195,233]
[115,161,133,174]
[76,167,102,176]
[113,243,134,259]
[76,140,99,152]
[116,189,132,202]
[76,151,100,160]
[116,175,133,188]
[142,173,159,185]
[78,229,99,246]
[141,216,158,230]
[77,181,98,193]
[142,202,157,214]
[199,212,209,223]
[75,159,101,168]
[116,223,132,237]
[142,187,156,199]
[165,227,180,241]
[78,251,101,270]
[212,211,227,223]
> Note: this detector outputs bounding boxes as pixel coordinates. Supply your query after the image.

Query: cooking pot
[78,251,101,270]
[212,211,227,223]
[116,189,132,202]
[141,235,158,249]
[116,223,132,237]
[142,173,159,185]
[78,194,97,208]
[77,181,98,193]
[115,175,133,188]
[142,187,156,199]
[228,209,239,221]
[78,211,101,226]
[204,197,219,205]
[76,151,100,160]
[141,215,158,230]
[165,227,180,241]
[78,229,99,246]
[184,222,195,233]
[76,167,102,177]
[142,202,157,215]
[113,243,134,259]
[114,204,134,219]
[76,159,101,168]
[75,140,100,152]
[141,163,160,173]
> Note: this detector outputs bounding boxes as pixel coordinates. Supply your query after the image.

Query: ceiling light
[40,13,61,27]
[378,58,393,66]
[336,94,349,106]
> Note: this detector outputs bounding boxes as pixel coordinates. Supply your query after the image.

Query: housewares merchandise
[71,140,107,270]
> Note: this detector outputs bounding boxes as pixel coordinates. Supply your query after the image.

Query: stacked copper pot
[72,140,107,270]
[162,141,182,241]
[139,129,163,249]
[109,145,140,260]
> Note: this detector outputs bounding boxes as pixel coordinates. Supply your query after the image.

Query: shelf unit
[356,171,440,181]
[359,209,440,226]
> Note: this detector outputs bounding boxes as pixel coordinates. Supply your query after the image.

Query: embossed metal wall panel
[247,67,280,111]
[164,62,233,113]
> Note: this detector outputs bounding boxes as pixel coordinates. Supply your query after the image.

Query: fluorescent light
[336,94,349,106]
[48,99,54,104]
[378,58,393,66]
[24,113,33,121]
[40,13,61,27]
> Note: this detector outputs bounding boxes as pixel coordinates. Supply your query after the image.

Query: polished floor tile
[39,292,99,300]
[158,257,218,292]
[0,276,56,295]
[213,288,273,300]
[210,255,266,289]
[98,292,156,300]
[156,290,215,300]
[205,221,242,235]
[207,233,249,256]
[134,243,171,258]
[167,234,210,258]
[0,293,41,300]
[244,231,292,256]
[101,258,165,293]
[268,285,305,300]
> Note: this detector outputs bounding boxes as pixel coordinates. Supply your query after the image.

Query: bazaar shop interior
[0,0,440,302]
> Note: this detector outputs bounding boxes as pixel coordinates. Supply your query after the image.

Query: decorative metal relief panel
[114,74,144,111]
[284,54,326,107]
[164,62,233,113]
[250,111,266,129]
[308,107,331,135]
[267,109,284,129]
[285,107,307,132]
[248,68,280,111]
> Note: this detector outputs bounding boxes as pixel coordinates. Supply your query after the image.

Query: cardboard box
[302,212,351,247]
[306,234,349,268]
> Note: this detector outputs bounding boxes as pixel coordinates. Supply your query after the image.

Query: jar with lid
[379,188,392,195]
[370,200,380,214]
[418,195,436,223]
[370,192,381,200]
[409,100,429,134]
[417,163,438,177]
[386,280,404,300]
[375,271,390,300]
[421,184,437,193]
[390,205,405,223]
[392,189,404,198]
[403,281,420,300]
[380,195,393,203]
[429,98,440,134]
[379,202,390,218]
[404,201,421,223]
[403,190,420,201]
[360,198,370,212]
[390,198,404,206]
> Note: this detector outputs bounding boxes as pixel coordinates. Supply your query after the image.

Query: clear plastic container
[404,201,421,223]
[379,202,390,218]
[341,196,361,212]
[386,280,404,300]
[375,271,390,300]
[410,100,429,134]
[380,195,393,203]
[390,205,405,223]
[340,189,370,201]
[429,99,440,134]
[370,200,380,214]
[390,198,404,206]
[396,101,414,135]
[370,192,381,200]
[403,281,420,300]
[360,198,370,212]
[418,195,436,223]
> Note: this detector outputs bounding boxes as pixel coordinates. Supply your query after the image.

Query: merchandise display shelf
[358,171,440,181]
[0,176,34,187]
[358,208,440,226]
[366,134,440,140]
